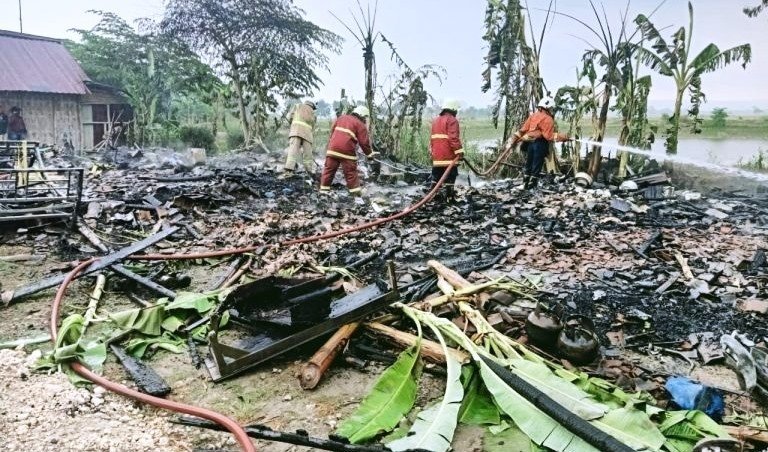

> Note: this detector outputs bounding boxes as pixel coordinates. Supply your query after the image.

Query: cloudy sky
[2,0,766,109]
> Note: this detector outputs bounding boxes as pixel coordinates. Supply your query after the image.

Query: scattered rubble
[1,145,768,450]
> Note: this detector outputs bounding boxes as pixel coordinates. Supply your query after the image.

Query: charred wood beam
[110,264,177,299]
[110,344,171,397]
[2,227,178,305]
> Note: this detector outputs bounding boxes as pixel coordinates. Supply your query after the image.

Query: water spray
[573,139,768,183]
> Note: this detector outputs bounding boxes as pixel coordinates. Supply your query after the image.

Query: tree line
[67,0,761,173]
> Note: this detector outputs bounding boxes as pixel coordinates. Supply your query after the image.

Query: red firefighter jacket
[326,114,374,161]
[515,110,567,142]
[430,113,464,167]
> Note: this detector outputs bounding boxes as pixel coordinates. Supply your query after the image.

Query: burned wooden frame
[206,263,400,382]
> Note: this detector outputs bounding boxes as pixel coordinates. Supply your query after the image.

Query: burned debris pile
[1,146,768,451]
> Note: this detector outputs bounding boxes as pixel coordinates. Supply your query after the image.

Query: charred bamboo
[299,323,360,390]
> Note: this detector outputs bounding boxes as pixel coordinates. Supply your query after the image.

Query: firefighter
[510,97,570,189]
[319,105,379,196]
[281,100,318,179]
[429,99,464,203]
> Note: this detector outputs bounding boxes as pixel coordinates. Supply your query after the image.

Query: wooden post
[299,322,360,390]
[365,322,469,364]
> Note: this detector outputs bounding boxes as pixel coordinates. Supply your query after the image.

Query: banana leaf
[336,339,423,443]
[508,359,608,420]
[458,366,501,426]
[402,307,600,452]
[484,422,548,452]
[590,402,666,451]
[124,332,186,358]
[658,410,731,452]
[164,292,218,313]
[109,305,165,336]
[388,320,463,452]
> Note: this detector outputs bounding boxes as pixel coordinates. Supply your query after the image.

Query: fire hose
[48,158,460,451]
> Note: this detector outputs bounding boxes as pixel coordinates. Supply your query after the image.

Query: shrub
[179,125,215,150]
[226,129,245,150]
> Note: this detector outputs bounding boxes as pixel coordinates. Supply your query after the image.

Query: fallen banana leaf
[508,359,608,421]
[458,366,501,426]
[335,328,423,443]
[388,317,463,452]
[109,305,165,336]
[483,422,547,452]
[399,306,600,452]
[457,302,609,420]
[589,403,666,451]
[658,410,731,452]
[164,291,217,313]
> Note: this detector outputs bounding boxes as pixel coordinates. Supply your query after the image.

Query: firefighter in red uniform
[509,97,570,189]
[429,100,464,203]
[319,106,380,196]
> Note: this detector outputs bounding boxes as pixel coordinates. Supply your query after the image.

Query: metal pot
[557,315,599,365]
[574,172,593,187]
[525,302,563,348]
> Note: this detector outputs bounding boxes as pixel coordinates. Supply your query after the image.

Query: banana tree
[635,2,752,154]
[744,0,768,17]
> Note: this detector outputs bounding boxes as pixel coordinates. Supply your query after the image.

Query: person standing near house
[7,107,27,141]
[429,99,464,203]
[319,105,379,197]
[281,100,318,180]
[509,97,570,189]
[0,105,8,140]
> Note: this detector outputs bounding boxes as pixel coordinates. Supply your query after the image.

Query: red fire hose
[49,159,458,451]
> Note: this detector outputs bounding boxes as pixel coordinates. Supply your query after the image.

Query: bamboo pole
[83,274,106,330]
[365,322,469,364]
[299,323,360,390]
[427,260,471,289]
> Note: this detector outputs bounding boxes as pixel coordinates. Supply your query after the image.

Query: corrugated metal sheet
[0,30,90,94]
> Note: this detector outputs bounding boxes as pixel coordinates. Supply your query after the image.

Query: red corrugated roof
[0,29,90,95]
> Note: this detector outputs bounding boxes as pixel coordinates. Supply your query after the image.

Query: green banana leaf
[335,341,423,443]
[658,410,731,452]
[164,291,217,313]
[402,307,600,452]
[509,359,608,420]
[484,422,548,452]
[124,332,186,358]
[590,402,666,451]
[458,366,501,426]
[109,305,165,335]
[388,320,463,452]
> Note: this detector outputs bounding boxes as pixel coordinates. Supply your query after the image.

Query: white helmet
[441,99,460,112]
[352,105,370,118]
[538,97,556,110]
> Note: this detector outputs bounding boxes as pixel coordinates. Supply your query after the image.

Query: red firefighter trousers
[319,156,361,194]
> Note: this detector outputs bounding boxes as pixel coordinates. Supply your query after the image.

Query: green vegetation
[178,125,215,150]
[738,149,768,172]
[635,2,752,153]
[710,108,728,128]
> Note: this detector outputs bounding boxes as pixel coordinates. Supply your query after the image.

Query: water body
[600,137,767,166]
[471,137,768,166]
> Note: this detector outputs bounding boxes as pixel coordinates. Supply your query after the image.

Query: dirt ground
[1,150,767,451]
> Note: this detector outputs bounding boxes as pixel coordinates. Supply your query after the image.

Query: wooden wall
[0,92,81,150]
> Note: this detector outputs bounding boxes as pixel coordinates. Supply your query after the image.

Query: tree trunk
[229,65,250,145]
[668,86,685,154]
[588,88,612,177]
[364,46,375,135]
